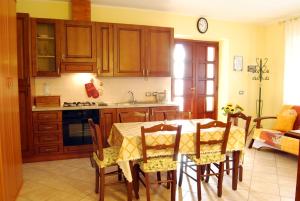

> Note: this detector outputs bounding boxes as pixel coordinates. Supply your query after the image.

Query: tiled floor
[17,147,297,201]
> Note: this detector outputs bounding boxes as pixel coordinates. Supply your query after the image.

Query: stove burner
[63,102,96,107]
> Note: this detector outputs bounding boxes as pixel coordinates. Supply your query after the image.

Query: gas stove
[63,101,96,107]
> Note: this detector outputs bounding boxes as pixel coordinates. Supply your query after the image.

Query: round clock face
[197,17,208,34]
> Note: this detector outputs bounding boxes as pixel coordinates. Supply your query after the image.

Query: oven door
[63,110,99,146]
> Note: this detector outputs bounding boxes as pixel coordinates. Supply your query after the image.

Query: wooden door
[0,0,23,200]
[100,108,117,146]
[31,18,61,77]
[17,13,34,157]
[61,21,96,63]
[96,23,114,76]
[146,27,173,77]
[172,40,195,115]
[172,40,218,119]
[194,43,218,119]
[114,24,145,76]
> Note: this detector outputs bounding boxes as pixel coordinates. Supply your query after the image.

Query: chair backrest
[88,118,104,161]
[141,124,182,162]
[195,121,231,159]
[227,112,251,142]
[152,110,192,121]
[119,111,149,123]
[291,106,300,129]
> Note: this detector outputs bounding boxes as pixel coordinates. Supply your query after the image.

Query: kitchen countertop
[32,102,179,111]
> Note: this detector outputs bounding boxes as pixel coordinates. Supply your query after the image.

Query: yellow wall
[17,0,279,120]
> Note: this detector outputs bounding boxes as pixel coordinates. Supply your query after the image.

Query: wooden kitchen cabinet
[96,23,114,76]
[32,111,63,155]
[146,27,173,77]
[116,107,150,122]
[31,18,61,77]
[114,24,146,76]
[60,20,96,70]
[100,108,117,146]
[61,20,96,62]
[17,13,34,157]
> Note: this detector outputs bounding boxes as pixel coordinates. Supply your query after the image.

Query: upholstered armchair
[249,105,300,155]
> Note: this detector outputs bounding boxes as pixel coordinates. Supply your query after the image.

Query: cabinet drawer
[37,145,61,154]
[34,133,61,144]
[33,111,62,122]
[34,122,62,132]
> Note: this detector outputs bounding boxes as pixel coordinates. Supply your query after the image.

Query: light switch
[239,90,244,95]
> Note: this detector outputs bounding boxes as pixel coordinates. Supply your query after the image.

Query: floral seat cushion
[138,156,177,173]
[187,152,226,165]
[93,146,120,168]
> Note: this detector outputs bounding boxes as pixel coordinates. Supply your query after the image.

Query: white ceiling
[57,0,300,22]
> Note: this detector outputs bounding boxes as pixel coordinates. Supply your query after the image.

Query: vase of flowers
[221,103,244,116]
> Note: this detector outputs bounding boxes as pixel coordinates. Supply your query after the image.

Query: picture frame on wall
[233,56,243,71]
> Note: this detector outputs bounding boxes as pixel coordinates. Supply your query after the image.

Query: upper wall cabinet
[113,24,146,77]
[146,27,173,77]
[96,23,114,76]
[60,21,96,73]
[31,18,61,77]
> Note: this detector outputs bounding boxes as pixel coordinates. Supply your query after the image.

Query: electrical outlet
[239,90,244,95]
[145,92,152,97]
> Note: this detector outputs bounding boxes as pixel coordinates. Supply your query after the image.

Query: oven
[62,109,100,146]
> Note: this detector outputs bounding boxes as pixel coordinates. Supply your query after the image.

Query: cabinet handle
[142,69,145,76]
[57,67,60,75]
[43,126,53,129]
[44,148,54,152]
[61,54,65,61]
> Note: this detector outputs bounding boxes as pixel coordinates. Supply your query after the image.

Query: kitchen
[0,0,299,201]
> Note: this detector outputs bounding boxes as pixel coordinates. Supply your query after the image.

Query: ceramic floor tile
[17,149,297,201]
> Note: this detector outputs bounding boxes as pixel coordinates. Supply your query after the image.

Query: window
[284,20,300,105]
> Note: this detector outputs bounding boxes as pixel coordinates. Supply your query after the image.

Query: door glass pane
[207,64,214,78]
[207,47,215,61]
[174,97,184,111]
[206,97,214,112]
[174,79,184,96]
[173,44,186,61]
[173,61,185,78]
[206,80,214,95]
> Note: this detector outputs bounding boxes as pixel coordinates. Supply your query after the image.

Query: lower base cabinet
[24,106,178,162]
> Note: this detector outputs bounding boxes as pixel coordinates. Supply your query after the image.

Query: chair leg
[178,154,185,187]
[118,166,122,181]
[126,180,133,201]
[95,166,100,193]
[196,165,202,201]
[205,164,210,183]
[157,172,161,185]
[99,168,105,201]
[171,170,177,201]
[133,164,140,199]
[239,165,243,182]
[200,165,205,181]
[145,173,151,201]
[248,139,255,148]
[217,162,224,197]
[225,156,230,175]
[167,171,171,189]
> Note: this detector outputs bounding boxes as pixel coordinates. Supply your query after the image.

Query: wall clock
[197,17,208,34]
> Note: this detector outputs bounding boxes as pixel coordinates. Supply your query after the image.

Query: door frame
[172,38,219,119]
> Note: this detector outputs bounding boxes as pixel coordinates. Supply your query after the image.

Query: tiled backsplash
[34,73,172,104]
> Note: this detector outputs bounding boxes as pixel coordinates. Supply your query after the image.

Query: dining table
[108,118,246,191]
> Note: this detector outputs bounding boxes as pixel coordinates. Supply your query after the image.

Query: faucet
[128,90,136,104]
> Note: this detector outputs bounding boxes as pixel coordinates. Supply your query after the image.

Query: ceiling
[57,0,300,22]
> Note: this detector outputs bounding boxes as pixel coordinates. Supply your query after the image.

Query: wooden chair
[225,112,251,181]
[152,110,192,121]
[119,111,149,123]
[135,123,182,201]
[88,119,132,201]
[178,121,232,200]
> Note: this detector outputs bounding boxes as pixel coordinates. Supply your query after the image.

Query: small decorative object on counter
[221,103,243,116]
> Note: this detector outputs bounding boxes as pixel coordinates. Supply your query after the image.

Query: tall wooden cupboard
[0,0,23,200]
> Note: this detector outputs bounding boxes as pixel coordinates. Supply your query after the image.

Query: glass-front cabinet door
[31,18,61,77]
